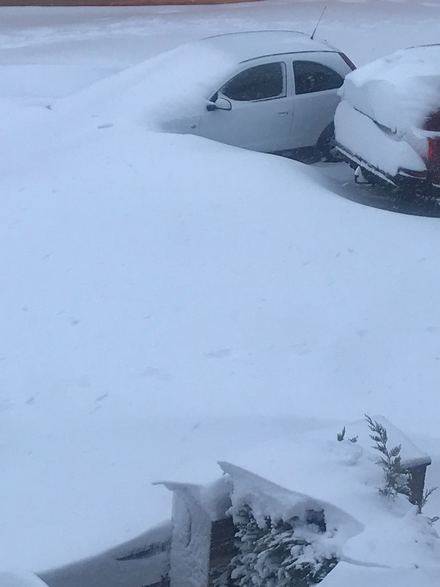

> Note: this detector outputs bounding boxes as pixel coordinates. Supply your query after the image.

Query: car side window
[221,62,286,102]
[293,61,343,95]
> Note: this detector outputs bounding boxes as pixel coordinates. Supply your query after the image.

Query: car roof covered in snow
[201,31,336,63]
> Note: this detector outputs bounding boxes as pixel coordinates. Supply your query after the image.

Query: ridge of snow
[219,460,362,536]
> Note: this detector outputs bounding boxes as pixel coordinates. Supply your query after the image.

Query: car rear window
[293,61,344,95]
[221,62,286,102]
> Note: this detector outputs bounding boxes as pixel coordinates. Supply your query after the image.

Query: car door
[197,59,294,153]
[289,54,346,149]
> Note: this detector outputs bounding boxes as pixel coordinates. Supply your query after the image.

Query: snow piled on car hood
[341,45,440,132]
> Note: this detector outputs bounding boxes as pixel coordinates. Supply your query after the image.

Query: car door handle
[277,111,289,116]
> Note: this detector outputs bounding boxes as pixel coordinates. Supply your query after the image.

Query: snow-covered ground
[2,0,440,578]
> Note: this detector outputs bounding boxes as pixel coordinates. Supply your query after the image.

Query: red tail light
[424,111,440,184]
[339,52,356,71]
[428,138,440,184]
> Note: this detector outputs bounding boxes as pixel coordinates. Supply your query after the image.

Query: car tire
[316,123,338,162]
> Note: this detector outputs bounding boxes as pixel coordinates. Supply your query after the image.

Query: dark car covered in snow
[334,45,440,194]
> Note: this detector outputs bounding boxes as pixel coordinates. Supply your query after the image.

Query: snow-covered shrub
[365,415,437,513]
[215,505,338,586]
[337,426,358,444]
[365,415,411,500]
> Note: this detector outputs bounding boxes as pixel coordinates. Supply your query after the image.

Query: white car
[335,45,440,194]
[172,31,355,156]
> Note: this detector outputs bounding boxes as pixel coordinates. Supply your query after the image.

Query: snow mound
[219,461,361,539]
[0,573,48,587]
[341,45,440,132]
[343,415,431,468]
[57,40,236,131]
[321,562,440,587]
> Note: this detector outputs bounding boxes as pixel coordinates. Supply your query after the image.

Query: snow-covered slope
[2,0,440,578]
[0,574,48,587]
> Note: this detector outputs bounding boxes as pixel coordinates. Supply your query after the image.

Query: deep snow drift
[2,0,440,579]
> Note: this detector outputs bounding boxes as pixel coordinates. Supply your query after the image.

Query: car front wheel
[316,123,338,162]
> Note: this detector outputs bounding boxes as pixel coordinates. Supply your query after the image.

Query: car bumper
[336,143,429,188]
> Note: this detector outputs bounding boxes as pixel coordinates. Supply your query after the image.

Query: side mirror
[207,97,232,112]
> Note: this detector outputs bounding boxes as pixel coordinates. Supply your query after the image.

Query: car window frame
[216,60,288,104]
[292,59,344,96]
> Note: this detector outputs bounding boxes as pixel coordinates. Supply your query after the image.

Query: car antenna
[311,5,327,40]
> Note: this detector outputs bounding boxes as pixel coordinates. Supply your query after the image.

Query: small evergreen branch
[417,486,438,514]
[365,414,410,500]
[337,427,346,442]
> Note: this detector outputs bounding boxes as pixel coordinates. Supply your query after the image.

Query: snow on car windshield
[341,45,440,132]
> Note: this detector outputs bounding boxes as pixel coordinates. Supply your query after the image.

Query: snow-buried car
[335,45,440,194]
[163,31,355,158]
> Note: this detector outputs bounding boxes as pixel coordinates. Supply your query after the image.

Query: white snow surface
[2,0,440,581]
[321,563,440,587]
[0,574,48,587]
[220,461,362,558]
